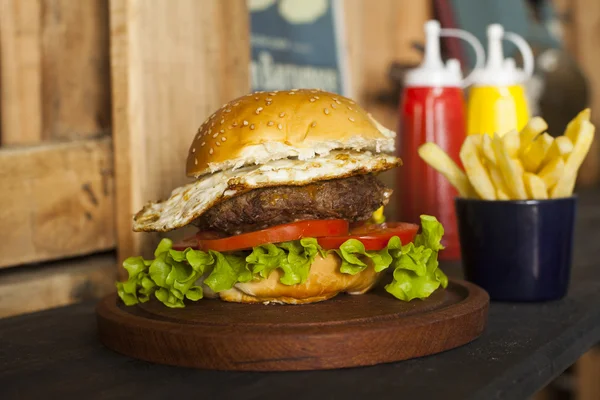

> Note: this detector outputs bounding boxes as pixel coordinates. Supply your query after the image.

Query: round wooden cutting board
[96,278,489,371]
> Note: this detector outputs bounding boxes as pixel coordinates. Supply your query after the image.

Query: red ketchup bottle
[397,20,484,261]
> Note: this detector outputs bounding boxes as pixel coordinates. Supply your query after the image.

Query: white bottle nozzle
[403,19,484,88]
[472,23,534,86]
[486,24,505,70]
[423,20,443,69]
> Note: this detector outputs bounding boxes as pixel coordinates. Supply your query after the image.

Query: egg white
[133,150,400,232]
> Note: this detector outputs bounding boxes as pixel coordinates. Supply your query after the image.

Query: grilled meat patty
[195,174,392,235]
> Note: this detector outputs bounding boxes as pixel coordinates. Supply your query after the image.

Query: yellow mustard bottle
[467,24,534,137]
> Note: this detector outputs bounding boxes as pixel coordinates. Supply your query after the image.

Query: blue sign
[248,0,350,96]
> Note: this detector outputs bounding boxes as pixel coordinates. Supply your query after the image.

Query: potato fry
[488,164,510,196]
[459,136,496,200]
[538,157,565,189]
[523,172,548,199]
[519,116,548,156]
[481,134,496,165]
[418,143,476,197]
[492,134,527,199]
[496,189,510,200]
[503,130,520,158]
[565,108,591,143]
[551,119,595,198]
[522,133,553,172]
[540,136,573,169]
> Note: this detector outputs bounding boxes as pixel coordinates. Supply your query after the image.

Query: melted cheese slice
[133,151,400,232]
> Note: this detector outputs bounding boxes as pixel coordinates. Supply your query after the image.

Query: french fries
[417,108,594,200]
[460,136,496,200]
[417,143,476,197]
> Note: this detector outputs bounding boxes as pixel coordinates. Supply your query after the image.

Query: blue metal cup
[454,196,577,302]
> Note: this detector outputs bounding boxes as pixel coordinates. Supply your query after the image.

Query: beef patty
[195,174,392,235]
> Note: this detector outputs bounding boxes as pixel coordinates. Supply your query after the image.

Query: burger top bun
[186,89,396,178]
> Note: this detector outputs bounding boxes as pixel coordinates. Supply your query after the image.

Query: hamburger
[116,89,448,308]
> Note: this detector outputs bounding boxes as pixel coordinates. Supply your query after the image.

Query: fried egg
[133,151,400,232]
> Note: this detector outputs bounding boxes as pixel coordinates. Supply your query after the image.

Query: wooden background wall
[0,0,598,319]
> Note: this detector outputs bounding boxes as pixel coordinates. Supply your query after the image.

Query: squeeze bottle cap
[472,24,534,86]
[404,20,484,88]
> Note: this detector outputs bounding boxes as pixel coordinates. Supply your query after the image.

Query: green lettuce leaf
[115,215,448,308]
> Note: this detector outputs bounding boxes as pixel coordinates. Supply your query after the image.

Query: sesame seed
[220,129,224,133]
[254,96,259,100]
[311,90,317,93]
[210,113,216,119]
[291,88,298,91]
[309,98,316,102]
[278,123,283,130]
[216,141,221,147]
[335,100,341,105]
[201,142,205,146]
[220,119,225,124]
[233,102,240,106]
[314,96,320,99]
[311,122,317,127]
[225,108,231,113]
[266,98,272,102]
[266,101,272,106]
[211,122,215,127]
[232,122,238,127]
[222,103,227,108]
[267,121,274,126]
[194,158,198,165]
[221,137,227,142]
[209,148,214,155]
[208,128,212,134]
[256,107,263,114]
[279,112,285,117]
[349,117,355,122]
[250,124,255,130]
[192,148,196,153]
[213,133,219,138]
[269,92,277,96]
[331,103,337,109]
[347,106,353,111]
[349,100,355,104]
[289,92,296,95]
[324,108,330,115]
[243,120,249,126]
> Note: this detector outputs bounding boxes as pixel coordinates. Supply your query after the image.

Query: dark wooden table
[2,189,600,400]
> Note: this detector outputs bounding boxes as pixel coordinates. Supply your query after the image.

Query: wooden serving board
[96,279,489,371]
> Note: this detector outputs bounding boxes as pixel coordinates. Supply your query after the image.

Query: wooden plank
[0,0,43,145]
[559,0,600,186]
[344,0,431,220]
[0,253,117,318]
[0,137,115,268]
[0,0,111,145]
[576,347,600,400]
[40,0,112,140]
[110,0,250,274]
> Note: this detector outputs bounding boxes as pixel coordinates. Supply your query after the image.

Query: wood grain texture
[553,0,600,186]
[40,0,111,140]
[0,253,116,318]
[0,0,110,145]
[0,0,43,144]
[0,137,115,268]
[97,279,489,371]
[110,0,250,274]
[576,346,600,400]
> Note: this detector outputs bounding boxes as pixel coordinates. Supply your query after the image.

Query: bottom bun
[218,253,381,304]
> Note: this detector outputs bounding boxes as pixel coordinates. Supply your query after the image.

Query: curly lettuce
[116,215,448,307]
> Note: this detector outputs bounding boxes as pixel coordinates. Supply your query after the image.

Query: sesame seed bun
[217,253,381,304]
[186,89,396,178]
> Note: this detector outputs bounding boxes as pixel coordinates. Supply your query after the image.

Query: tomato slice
[318,222,419,251]
[195,219,349,252]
